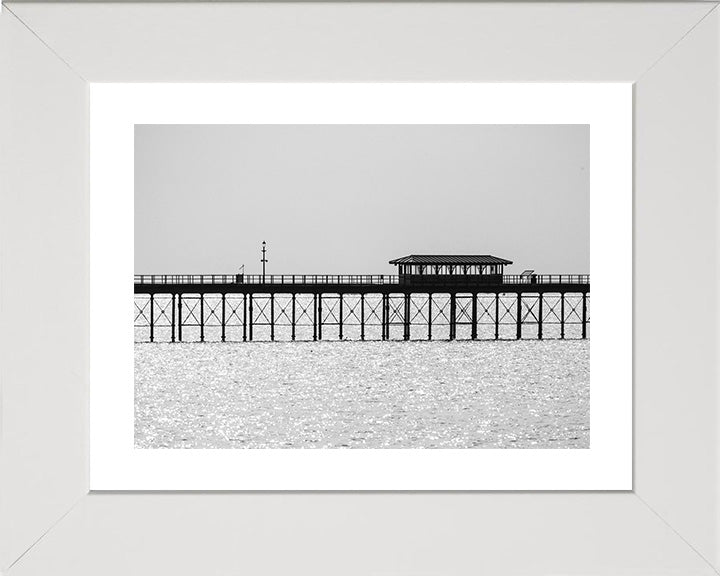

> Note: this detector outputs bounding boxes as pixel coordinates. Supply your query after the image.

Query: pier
[134,255,589,343]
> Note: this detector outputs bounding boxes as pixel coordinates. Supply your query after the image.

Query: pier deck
[134,274,589,295]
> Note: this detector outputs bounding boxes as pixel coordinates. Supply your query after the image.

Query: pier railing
[134,274,400,285]
[503,274,590,284]
[134,274,589,285]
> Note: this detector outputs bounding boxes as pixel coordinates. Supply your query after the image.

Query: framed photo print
[90,83,631,490]
[2,2,718,575]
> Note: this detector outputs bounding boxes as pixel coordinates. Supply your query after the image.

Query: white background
[90,83,632,490]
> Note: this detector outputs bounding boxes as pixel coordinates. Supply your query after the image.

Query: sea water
[135,340,589,449]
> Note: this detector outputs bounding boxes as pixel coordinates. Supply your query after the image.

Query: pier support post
[582,292,587,339]
[270,294,275,341]
[383,294,389,340]
[471,293,478,340]
[381,294,386,340]
[313,294,317,341]
[339,294,344,340]
[149,294,155,343]
[177,294,183,342]
[200,294,205,342]
[249,294,253,341]
[538,293,543,340]
[560,293,565,339]
[171,293,176,343]
[221,294,226,343]
[360,294,365,341]
[388,294,392,340]
[449,293,457,340]
[318,294,323,340]
[291,294,296,341]
[243,294,247,342]
[403,293,411,341]
[494,293,499,340]
[428,294,433,341]
[516,293,522,340]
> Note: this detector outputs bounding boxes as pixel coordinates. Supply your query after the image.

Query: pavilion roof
[389,255,513,266]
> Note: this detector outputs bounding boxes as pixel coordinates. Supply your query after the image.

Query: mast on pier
[261,241,268,282]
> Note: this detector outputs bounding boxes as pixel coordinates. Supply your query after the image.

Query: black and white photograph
[133,124,590,450]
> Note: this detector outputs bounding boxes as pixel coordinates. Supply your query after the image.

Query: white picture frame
[1,2,719,574]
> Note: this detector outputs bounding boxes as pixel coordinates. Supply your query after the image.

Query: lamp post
[261,241,268,282]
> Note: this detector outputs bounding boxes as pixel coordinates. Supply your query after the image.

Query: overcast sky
[135,124,588,275]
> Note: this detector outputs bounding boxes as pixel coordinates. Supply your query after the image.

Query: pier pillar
[582,292,587,339]
[313,294,317,341]
[171,293,176,343]
[200,294,205,342]
[221,294,226,343]
[149,294,155,343]
[360,294,365,341]
[516,293,522,340]
[291,294,296,341]
[471,293,478,340]
[249,294,254,341]
[427,294,433,341]
[243,294,247,342]
[270,294,275,341]
[380,294,385,340]
[177,294,183,342]
[538,293,543,340]
[560,293,565,339]
[494,293,500,340]
[403,293,411,341]
[449,293,457,340]
[383,294,389,340]
[318,294,323,340]
[339,294,344,340]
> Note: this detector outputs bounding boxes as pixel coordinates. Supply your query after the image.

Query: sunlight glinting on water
[135,340,589,449]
